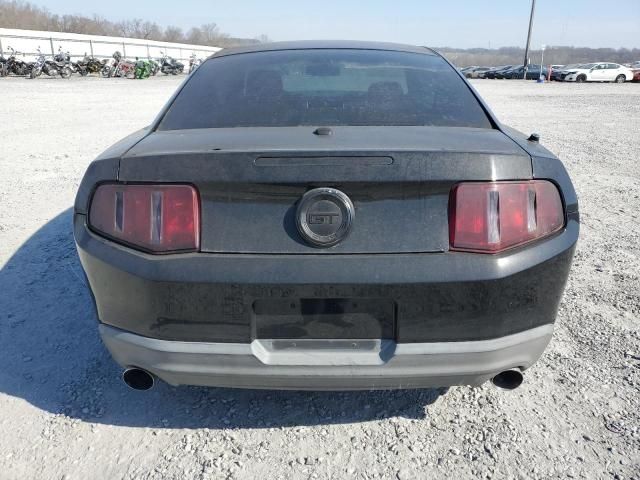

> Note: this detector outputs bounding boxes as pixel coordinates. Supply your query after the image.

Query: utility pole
[523,0,536,79]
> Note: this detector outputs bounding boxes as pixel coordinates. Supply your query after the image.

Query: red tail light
[89,184,199,253]
[449,181,564,253]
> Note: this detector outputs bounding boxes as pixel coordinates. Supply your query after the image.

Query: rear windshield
[158,49,492,130]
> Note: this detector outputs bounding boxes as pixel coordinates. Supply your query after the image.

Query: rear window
[158,49,492,130]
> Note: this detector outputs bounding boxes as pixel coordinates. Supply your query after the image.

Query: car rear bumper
[75,212,578,389]
[100,323,554,390]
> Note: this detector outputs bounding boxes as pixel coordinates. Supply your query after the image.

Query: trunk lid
[120,126,531,254]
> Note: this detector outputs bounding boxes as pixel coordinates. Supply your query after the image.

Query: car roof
[209,40,437,59]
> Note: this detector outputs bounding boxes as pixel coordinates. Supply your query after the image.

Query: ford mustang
[74,41,579,392]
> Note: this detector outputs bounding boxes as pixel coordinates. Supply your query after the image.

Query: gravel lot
[0,76,638,480]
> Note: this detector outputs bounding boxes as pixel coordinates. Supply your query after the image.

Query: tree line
[0,0,267,46]
[438,46,640,67]
[2,0,637,62]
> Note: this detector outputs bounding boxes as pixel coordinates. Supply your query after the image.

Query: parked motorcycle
[55,48,73,77]
[75,55,103,75]
[71,61,88,76]
[159,52,184,75]
[70,53,93,76]
[0,54,7,77]
[101,51,135,78]
[188,53,202,74]
[134,58,152,79]
[4,47,30,76]
[29,47,72,79]
[100,57,113,77]
[148,58,160,76]
[101,51,120,77]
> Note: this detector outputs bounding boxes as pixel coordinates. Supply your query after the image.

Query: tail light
[89,184,199,253]
[449,180,564,253]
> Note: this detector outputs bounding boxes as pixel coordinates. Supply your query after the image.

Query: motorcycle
[71,61,88,76]
[71,53,94,76]
[134,58,152,79]
[159,52,184,75]
[188,53,202,74]
[148,58,160,76]
[4,47,30,76]
[101,51,120,77]
[53,48,73,77]
[0,54,7,77]
[29,47,72,79]
[101,51,135,78]
[75,55,103,75]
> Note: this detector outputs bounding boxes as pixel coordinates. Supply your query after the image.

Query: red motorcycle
[101,51,135,78]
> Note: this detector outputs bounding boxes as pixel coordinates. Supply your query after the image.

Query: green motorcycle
[134,58,152,79]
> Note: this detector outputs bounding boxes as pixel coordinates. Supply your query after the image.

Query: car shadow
[0,208,448,429]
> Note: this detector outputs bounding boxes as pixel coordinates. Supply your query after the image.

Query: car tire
[614,75,626,84]
[576,75,586,83]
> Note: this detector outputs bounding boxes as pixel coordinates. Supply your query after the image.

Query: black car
[496,65,525,79]
[486,65,513,79]
[503,65,549,80]
[75,41,578,392]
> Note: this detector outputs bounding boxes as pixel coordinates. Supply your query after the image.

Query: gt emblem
[308,213,340,225]
[296,188,355,248]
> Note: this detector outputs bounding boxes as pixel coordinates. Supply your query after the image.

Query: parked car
[632,69,640,82]
[74,41,578,392]
[527,65,550,80]
[486,65,514,79]
[494,66,518,79]
[562,63,633,83]
[459,65,478,75]
[466,66,491,78]
[551,64,583,81]
[504,65,549,80]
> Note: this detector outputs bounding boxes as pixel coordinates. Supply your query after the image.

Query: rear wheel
[576,74,586,83]
[60,66,72,79]
[614,74,626,84]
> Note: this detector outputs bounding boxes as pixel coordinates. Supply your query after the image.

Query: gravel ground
[0,76,638,480]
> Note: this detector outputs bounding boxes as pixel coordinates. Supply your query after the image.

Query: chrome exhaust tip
[491,369,524,391]
[122,367,155,391]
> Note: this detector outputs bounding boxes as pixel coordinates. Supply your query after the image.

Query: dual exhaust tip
[121,367,524,391]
